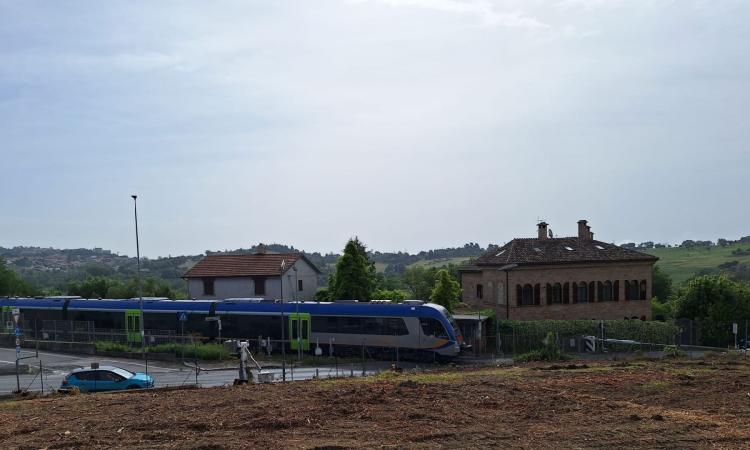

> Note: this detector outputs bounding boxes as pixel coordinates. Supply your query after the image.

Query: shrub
[500,319,678,345]
[94,342,231,360]
[662,345,686,358]
[515,332,566,362]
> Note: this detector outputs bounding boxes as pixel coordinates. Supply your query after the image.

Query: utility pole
[280,259,287,382]
[131,195,147,374]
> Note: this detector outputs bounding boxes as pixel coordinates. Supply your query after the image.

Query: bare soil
[2,355,750,449]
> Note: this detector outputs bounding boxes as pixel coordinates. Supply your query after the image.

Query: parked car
[61,366,154,392]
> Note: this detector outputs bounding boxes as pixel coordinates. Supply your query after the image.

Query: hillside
[648,243,750,285]
[0,243,486,294]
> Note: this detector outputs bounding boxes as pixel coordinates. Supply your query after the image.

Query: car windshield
[111,368,134,379]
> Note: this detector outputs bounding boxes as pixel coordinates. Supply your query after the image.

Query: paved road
[0,347,382,394]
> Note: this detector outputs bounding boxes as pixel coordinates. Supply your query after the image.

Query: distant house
[183,252,321,301]
[459,220,658,321]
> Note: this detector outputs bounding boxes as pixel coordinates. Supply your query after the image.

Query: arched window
[563,282,570,304]
[521,284,534,306]
[577,282,588,303]
[613,280,620,301]
[603,281,613,302]
[624,280,631,300]
[588,281,596,303]
[552,283,563,304]
[534,284,541,305]
[629,280,639,300]
[640,280,647,300]
[572,282,579,303]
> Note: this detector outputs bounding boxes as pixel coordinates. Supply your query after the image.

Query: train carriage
[1,297,463,360]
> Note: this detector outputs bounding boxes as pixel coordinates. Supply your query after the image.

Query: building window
[202,278,215,296]
[613,280,620,301]
[254,277,266,296]
[534,283,541,305]
[476,284,484,300]
[577,282,589,303]
[640,280,647,300]
[548,283,563,304]
[521,284,534,306]
[563,282,570,304]
[601,281,614,302]
[298,279,304,292]
[626,280,638,300]
[589,281,596,303]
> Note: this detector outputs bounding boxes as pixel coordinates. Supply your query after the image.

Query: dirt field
[2,355,750,449]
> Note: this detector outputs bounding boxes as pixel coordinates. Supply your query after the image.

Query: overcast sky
[1,0,748,257]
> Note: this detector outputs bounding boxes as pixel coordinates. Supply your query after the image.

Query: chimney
[537,222,549,240]
[578,220,591,240]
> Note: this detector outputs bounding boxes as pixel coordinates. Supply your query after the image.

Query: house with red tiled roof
[459,220,658,321]
[183,252,321,300]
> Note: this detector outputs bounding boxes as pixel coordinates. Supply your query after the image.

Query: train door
[288,313,311,351]
[125,310,141,344]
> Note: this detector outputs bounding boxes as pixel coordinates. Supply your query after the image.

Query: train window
[383,318,409,336]
[311,316,409,335]
[420,318,448,339]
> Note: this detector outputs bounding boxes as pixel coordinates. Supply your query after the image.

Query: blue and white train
[1,297,464,360]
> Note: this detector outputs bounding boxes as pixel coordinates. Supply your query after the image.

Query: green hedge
[499,320,679,345]
[94,341,231,360]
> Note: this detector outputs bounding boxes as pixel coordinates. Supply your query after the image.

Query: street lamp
[131,195,146,374]
[292,266,300,361]
[497,264,518,353]
[280,259,287,382]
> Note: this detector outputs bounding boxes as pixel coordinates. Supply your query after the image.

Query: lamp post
[131,195,146,374]
[280,259,287,382]
[292,266,300,361]
[497,264,518,354]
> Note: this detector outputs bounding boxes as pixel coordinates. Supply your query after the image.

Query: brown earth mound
[1,355,749,449]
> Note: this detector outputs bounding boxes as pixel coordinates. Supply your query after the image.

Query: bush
[500,319,678,345]
[515,332,566,362]
[663,345,686,358]
[94,342,131,353]
[94,342,231,360]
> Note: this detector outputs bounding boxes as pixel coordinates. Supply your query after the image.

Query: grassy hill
[647,243,750,285]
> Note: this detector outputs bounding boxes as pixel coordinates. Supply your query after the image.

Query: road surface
[0,347,383,394]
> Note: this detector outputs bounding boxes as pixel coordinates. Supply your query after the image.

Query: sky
[1,0,749,257]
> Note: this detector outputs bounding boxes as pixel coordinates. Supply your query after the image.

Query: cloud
[355,0,550,28]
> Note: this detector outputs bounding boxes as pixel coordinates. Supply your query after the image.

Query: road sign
[15,338,20,347]
[178,312,189,322]
[732,323,738,334]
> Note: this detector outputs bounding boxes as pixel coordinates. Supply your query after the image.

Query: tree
[674,275,750,347]
[0,258,38,296]
[328,238,376,301]
[429,269,461,311]
[651,266,673,302]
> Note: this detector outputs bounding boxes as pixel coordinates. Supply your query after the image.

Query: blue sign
[14,327,21,337]
[178,312,189,322]
[16,346,21,355]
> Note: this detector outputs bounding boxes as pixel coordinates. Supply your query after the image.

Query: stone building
[183,252,320,301]
[459,220,658,321]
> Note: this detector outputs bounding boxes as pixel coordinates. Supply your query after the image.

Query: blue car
[61,366,154,392]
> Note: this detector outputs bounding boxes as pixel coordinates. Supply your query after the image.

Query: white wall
[186,258,320,300]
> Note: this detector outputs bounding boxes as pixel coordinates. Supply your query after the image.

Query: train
[1,297,464,360]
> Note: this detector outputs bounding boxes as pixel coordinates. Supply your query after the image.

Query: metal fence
[675,319,750,348]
